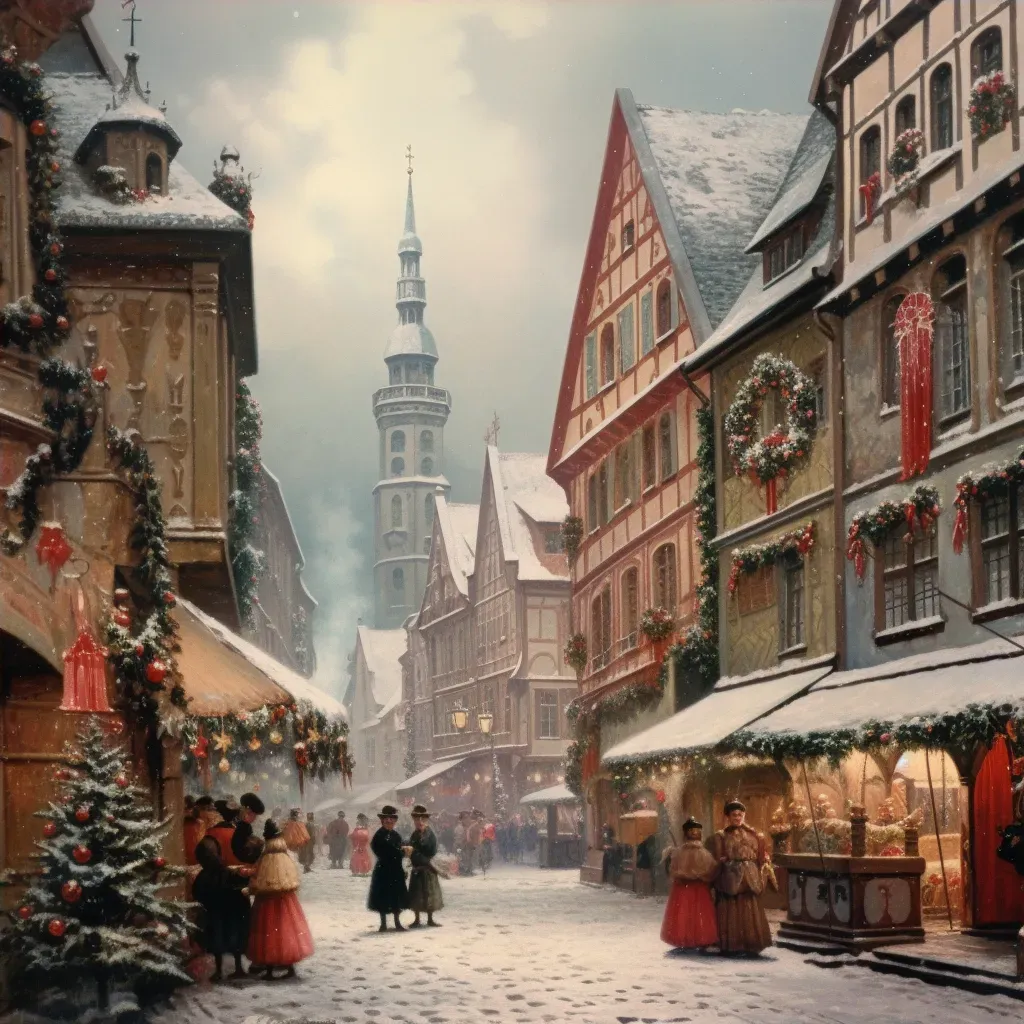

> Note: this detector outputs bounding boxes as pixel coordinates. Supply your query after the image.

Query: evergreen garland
[887,128,924,183]
[0,48,94,556]
[229,380,266,628]
[403,704,419,779]
[2,719,192,1011]
[209,167,253,225]
[728,521,816,594]
[561,515,584,563]
[952,446,1024,553]
[847,484,940,579]
[491,749,509,820]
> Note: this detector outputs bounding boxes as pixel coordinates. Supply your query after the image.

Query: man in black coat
[193,830,251,981]
[232,791,266,865]
[368,804,409,932]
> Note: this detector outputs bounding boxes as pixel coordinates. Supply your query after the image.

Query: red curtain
[972,739,1024,926]
[895,293,934,480]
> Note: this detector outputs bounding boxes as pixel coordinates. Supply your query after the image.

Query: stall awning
[742,638,1024,741]
[520,783,578,807]
[601,664,832,766]
[176,598,347,719]
[395,757,466,792]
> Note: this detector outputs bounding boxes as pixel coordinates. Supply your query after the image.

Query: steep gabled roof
[356,625,406,715]
[808,0,861,105]
[434,496,479,598]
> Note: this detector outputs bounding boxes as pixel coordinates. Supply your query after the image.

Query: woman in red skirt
[661,817,719,951]
[247,819,314,979]
[349,813,372,876]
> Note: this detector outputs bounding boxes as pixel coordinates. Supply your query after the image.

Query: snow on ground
[156,863,1023,1024]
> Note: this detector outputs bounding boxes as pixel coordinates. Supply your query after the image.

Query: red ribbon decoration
[36,522,72,586]
[952,485,969,554]
[60,583,112,714]
[765,478,778,516]
[846,528,867,580]
[859,172,881,225]
[894,293,935,481]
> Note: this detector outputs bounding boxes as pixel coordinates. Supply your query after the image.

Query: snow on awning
[601,666,832,766]
[519,784,578,807]
[176,599,346,720]
[395,758,466,793]
[742,643,1024,741]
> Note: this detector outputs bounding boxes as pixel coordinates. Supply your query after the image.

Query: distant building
[244,467,317,677]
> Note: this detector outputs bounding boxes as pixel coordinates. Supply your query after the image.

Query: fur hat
[263,818,282,840]
[378,805,399,820]
[411,804,430,818]
[682,816,703,833]
[724,800,746,815]
[240,792,265,815]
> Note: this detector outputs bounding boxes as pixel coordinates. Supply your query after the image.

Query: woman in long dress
[712,800,772,955]
[661,817,718,950]
[368,804,409,932]
[246,819,314,979]
[405,804,443,928]
[349,813,372,876]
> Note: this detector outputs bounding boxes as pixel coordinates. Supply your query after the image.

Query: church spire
[404,144,417,236]
[394,148,426,332]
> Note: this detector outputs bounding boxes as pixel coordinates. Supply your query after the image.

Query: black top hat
[263,818,281,840]
[195,795,214,810]
[724,800,746,815]
[411,804,430,818]
[378,805,399,819]
[682,817,703,833]
[240,792,265,815]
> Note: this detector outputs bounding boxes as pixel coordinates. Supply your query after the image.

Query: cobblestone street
[158,865,1024,1024]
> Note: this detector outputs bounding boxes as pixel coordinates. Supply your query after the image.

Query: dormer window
[621,220,635,252]
[145,152,163,193]
[764,226,804,283]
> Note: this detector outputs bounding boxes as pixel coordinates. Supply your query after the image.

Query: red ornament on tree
[72,844,92,864]
[134,643,144,656]
[55,314,69,331]
[114,773,130,789]
[35,522,73,585]
[145,659,167,684]
[28,312,43,329]
[113,610,131,628]
[90,365,108,384]
[29,119,46,136]
[162,591,176,606]
[47,918,66,938]
[61,881,83,904]
[153,856,166,869]
[17,905,33,920]
[43,821,58,838]
[49,241,62,256]
[74,806,91,823]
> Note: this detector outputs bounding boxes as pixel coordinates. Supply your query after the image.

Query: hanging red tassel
[846,529,867,580]
[36,522,73,587]
[895,293,935,480]
[859,172,881,225]
[765,477,778,516]
[60,630,113,713]
[952,502,969,554]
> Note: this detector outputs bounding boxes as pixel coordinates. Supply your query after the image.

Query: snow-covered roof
[435,497,479,597]
[488,449,569,583]
[631,101,808,331]
[395,757,467,792]
[746,110,834,252]
[356,625,407,712]
[177,598,346,720]
[745,634,1024,739]
[384,322,438,360]
[520,783,578,806]
[601,665,830,764]
[47,72,246,232]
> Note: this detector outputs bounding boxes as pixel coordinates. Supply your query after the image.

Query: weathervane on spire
[484,412,501,447]
[121,0,142,48]
[406,144,414,177]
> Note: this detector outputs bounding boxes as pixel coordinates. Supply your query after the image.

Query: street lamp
[478,712,496,815]
[451,705,469,732]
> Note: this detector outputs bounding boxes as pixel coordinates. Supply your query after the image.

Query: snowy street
[160,865,1023,1024]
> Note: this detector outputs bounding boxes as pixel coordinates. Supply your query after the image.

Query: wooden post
[850,804,867,858]
[903,821,919,857]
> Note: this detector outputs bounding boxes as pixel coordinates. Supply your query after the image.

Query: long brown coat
[712,825,772,953]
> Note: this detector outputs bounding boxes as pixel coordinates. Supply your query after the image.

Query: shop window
[876,529,939,634]
[933,255,971,425]
[930,64,954,151]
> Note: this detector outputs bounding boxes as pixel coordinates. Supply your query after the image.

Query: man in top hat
[713,801,772,955]
[205,797,242,867]
[404,805,443,928]
[368,805,409,931]
[326,810,350,869]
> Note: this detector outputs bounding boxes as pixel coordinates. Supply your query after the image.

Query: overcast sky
[90,0,834,696]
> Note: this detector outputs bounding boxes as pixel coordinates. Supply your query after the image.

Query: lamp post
[478,711,495,816]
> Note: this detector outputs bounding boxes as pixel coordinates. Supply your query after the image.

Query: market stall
[520,784,582,868]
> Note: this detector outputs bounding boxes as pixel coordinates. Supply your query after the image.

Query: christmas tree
[4,718,192,1011]
[491,749,509,821]
[403,704,419,779]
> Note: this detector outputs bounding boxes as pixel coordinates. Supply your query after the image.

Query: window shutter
[640,290,654,356]
[618,303,636,373]
[584,332,597,399]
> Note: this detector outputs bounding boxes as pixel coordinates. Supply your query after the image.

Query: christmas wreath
[952,447,1024,553]
[846,485,941,579]
[887,128,924,191]
[728,521,816,594]
[563,632,588,671]
[968,72,1015,140]
[724,354,817,506]
[561,515,584,562]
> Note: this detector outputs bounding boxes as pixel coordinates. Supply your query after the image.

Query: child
[247,819,314,980]
[661,817,719,951]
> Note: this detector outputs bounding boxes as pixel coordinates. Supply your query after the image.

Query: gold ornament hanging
[269,729,283,745]
[306,727,321,744]
[217,757,230,773]
[248,736,262,752]
[213,730,233,753]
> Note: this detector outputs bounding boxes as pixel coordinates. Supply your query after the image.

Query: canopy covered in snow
[177,599,346,720]
[316,780,400,813]
[601,665,832,765]
[396,757,466,793]
[519,784,578,807]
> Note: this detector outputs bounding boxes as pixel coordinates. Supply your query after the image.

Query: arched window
[391,456,405,476]
[425,494,435,525]
[420,429,434,453]
[971,26,1002,79]
[931,64,954,151]
[859,125,881,217]
[621,567,639,649]
[393,567,405,591]
[658,412,675,481]
[591,586,612,669]
[421,456,434,476]
[600,323,615,385]
[145,152,163,193]
[656,279,672,337]
[391,494,403,529]
[652,543,678,611]
[881,293,906,409]
[391,430,406,453]
[932,254,970,424]
[894,95,916,136]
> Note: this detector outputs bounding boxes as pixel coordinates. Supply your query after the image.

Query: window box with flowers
[640,607,675,642]
[968,71,1016,141]
[563,632,588,672]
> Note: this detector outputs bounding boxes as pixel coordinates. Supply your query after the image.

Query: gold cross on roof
[406,144,414,176]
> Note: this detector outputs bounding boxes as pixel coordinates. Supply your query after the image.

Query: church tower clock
[372,154,451,629]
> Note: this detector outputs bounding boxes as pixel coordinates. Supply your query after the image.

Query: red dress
[349,825,372,875]
[661,841,719,949]
[246,837,314,968]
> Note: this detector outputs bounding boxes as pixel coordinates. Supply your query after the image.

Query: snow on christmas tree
[403,705,419,779]
[4,717,192,1011]
[491,749,509,821]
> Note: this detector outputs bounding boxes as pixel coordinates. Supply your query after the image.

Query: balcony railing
[372,385,452,412]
